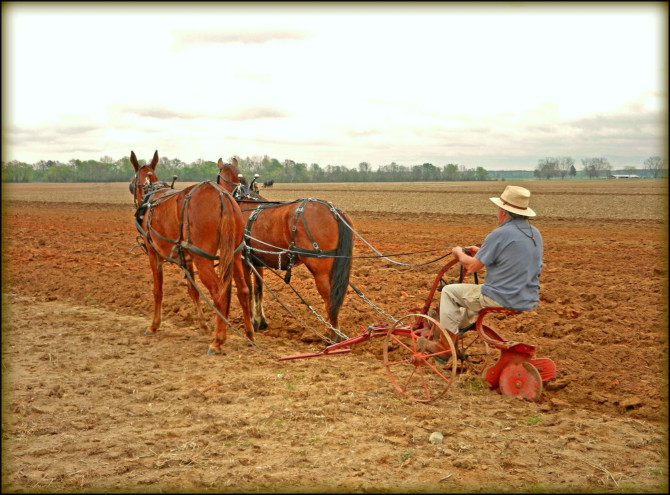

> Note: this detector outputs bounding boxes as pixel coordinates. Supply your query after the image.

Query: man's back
[476,218,543,311]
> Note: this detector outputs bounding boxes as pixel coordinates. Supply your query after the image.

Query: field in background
[3,179,667,219]
[2,180,668,492]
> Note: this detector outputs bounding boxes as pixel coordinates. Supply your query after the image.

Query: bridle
[129,164,158,209]
[216,166,240,188]
[216,166,262,201]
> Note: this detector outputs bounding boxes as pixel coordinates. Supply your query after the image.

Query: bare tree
[595,157,612,178]
[536,157,559,179]
[557,156,575,179]
[582,157,611,178]
[644,156,667,178]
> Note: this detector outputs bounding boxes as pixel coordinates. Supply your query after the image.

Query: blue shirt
[475,218,543,311]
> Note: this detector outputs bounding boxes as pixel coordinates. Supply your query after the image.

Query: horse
[216,158,354,342]
[262,179,274,189]
[129,150,254,353]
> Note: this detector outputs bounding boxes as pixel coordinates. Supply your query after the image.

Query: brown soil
[2,186,668,493]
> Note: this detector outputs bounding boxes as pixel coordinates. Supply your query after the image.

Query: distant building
[609,174,640,179]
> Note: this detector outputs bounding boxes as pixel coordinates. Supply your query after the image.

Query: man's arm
[452,246,484,274]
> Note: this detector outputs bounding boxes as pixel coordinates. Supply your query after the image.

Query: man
[420,185,543,353]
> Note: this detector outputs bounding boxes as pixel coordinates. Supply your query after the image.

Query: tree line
[1,155,492,183]
[1,154,666,183]
[533,155,667,180]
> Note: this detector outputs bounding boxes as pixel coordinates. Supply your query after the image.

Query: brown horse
[130,151,254,353]
[216,158,354,342]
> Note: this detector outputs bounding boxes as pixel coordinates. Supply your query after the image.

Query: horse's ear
[130,151,140,172]
[217,158,224,170]
[150,150,159,170]
[232,157,238,168]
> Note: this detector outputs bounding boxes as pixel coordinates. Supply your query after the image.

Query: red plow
[278,258,556,402]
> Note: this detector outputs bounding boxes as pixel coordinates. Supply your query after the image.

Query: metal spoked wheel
[383,314,457,402]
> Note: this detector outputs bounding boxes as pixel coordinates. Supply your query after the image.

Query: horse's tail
[329,211,354,323]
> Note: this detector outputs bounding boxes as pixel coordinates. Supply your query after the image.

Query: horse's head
[216,157,243,192]
[217,157,264,201]
[129,150,159,208]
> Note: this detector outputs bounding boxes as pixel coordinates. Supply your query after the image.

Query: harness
[216,167,347,282]
[219,173,263,202]
[241,198,343,283]
[133,181,243,267]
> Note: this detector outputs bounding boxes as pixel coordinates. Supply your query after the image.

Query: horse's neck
[218,170,238,192]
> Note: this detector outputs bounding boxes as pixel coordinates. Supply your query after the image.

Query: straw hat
[490,185,536,217]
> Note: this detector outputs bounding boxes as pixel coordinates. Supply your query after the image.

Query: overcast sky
[2,2,667,171]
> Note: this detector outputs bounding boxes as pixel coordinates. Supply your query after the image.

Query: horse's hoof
[144,330,154,336]
[207,348,219,355]
[259,321,268,330]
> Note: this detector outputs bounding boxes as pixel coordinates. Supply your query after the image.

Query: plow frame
[277,257,556,402]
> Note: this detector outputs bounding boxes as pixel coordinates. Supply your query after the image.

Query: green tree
[1,160,34,182]
[114,156,134,181]
[459,165,476,181]
[443,163,459,181]
[357,162,372,182]
[45,164,75,182]
[475,166,490,181]
[293,162,309,182]
[310,163,324,182]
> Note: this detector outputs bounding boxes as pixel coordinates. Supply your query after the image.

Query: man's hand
[465,245,480,255]
[452,246,484,274]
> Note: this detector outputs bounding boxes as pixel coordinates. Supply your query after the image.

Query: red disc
[499,361,543,401]
[528,358,557,381]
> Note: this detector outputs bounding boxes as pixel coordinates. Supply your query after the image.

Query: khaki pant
[439,284,503,335]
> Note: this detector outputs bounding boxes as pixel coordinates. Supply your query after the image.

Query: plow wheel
[499,361,543,401]
[454,324,503,377]
[383,314,457,402]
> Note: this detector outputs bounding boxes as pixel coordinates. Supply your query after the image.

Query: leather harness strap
[134,181,244,266]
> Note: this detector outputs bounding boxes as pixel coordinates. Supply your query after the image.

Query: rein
[217,167,455,267]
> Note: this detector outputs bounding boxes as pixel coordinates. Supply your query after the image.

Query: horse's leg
[185,259,210,334]
[255,267,267,330]
[146,250,164,335]
[232,254,254,341]
[194,258,231,354]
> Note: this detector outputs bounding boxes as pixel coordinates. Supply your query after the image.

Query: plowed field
[2,179,668,493]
